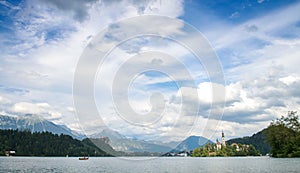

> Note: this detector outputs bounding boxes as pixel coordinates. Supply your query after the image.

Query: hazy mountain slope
[92,129,172,153]
[0,114,84,139]
[174,136,213,151]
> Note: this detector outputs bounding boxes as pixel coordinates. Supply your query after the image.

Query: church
[216,131,226,151]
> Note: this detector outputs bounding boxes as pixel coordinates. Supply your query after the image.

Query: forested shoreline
[0,129,114,156]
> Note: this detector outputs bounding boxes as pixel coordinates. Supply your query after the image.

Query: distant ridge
[91,129,172,153]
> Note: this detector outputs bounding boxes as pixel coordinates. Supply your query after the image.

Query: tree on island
[264,111,300,157]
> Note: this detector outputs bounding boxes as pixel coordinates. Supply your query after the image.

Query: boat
[79,156,89,160]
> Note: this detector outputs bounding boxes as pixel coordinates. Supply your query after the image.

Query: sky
[0,0,300,142]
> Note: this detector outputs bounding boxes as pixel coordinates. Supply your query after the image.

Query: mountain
[95,128,125,140]
[92,129,172,153]
[173,136,213,151]
[226,129,271,155]
[0,113,84,139]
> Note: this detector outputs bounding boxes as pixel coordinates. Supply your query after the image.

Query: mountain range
[0,113,213,153]
[92,129,213,153]
[91,129,172,153]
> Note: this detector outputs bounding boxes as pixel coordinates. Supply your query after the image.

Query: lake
[0,157,299,173]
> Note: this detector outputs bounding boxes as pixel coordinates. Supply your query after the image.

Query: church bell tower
[222,130,226,146]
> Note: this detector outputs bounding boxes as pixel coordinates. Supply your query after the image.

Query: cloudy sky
[0,0,300,142]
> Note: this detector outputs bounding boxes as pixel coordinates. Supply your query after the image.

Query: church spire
[221,130,226,146]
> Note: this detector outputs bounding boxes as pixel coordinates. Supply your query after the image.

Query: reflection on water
[0,157,299,173]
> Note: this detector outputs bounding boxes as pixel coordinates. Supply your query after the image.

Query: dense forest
[264,111,300,157]
[0,129,117,156]
[227,129,270,155]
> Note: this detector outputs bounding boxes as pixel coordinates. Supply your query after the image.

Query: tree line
[0,129,115,156]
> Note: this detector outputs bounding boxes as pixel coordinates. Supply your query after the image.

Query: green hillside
[0,129,116,156]
[226,129,270,155]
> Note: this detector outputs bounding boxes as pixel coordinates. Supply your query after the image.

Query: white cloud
[279,76,300,85]
[257,0,264,4]
[66,106,75,112]
[213,2,300,50]
[143,0,184,17]
[197,82,226,104]
[11,102,62,120]
[0,96,11,105]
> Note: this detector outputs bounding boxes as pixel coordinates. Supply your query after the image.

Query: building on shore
[5,150,15,156]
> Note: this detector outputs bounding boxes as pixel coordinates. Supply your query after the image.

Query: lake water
[0,156,299,173]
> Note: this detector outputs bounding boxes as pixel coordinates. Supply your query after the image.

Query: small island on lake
[191,131,260,157]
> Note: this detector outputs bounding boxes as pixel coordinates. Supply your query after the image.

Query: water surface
[0,156,299,173]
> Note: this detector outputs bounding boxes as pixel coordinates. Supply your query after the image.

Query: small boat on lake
[79,156,89,160]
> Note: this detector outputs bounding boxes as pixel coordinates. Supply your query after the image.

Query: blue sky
[0,0,300,142]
